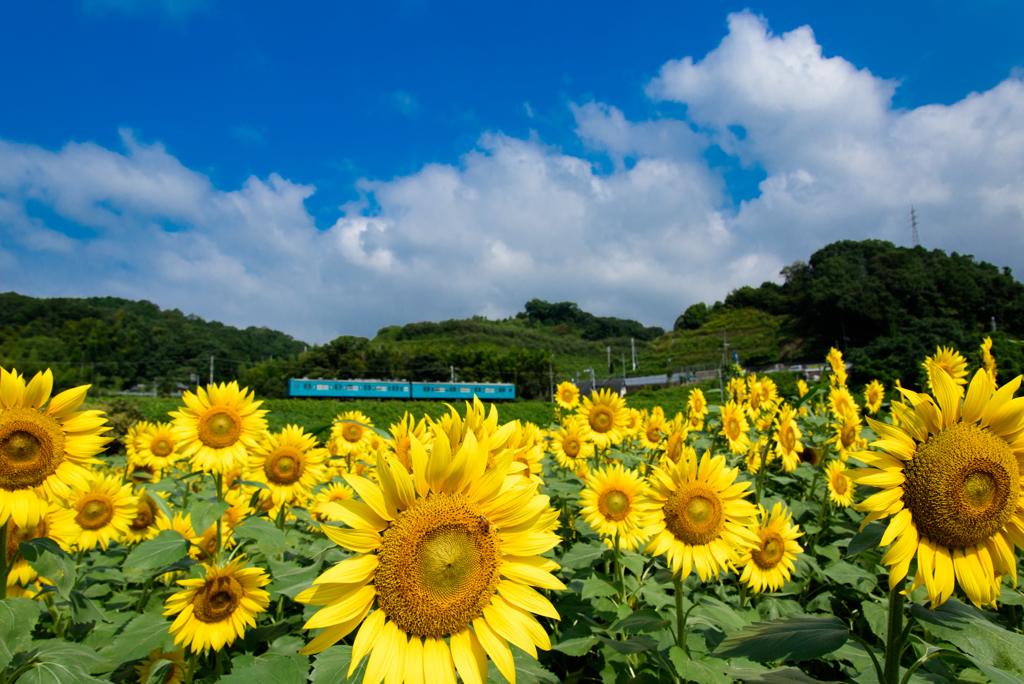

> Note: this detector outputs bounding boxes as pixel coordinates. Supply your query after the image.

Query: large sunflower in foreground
[554,381,580,410]
[164,557,270,652]
[247,425,328,507]
[644,452,760,580]
[737,503,803,594]
[0,368,111,528]
[850,364,1024,608]
[579,464,653,551]
[171,382,267,474]
[298,432,564,684]
[576,389,628,449]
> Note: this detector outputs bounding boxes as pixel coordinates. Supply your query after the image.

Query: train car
[410,381,515,401]
[288,378,411,400]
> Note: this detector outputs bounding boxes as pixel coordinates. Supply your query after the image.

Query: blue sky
[2,0,1023,343]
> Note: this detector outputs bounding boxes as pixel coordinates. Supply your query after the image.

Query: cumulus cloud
[3,10,1024,343]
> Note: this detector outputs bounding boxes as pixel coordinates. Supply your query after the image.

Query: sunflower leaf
[671,651,731,684]
[609,608,671,634]
[68,590,110,625]
[123,530,189,571]
[144,660,175,684]
[16,661,107,684]
[190,500,230,535]
[20,539,76,599]
[845,524,885,558]
[234,517,288,553]
[94,613,178,672]
[712,615,849,663]
[309,645,368,683]
[220,653,309,684]
[557,540,606,572]
[0,598,40,670]
[910,598,1024,678]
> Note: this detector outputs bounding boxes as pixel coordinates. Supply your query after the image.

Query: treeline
[0,293,306,393]
[676,240,1024,388]
[517,298,665,341]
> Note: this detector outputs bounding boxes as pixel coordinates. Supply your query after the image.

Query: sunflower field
[1,338,1023,684]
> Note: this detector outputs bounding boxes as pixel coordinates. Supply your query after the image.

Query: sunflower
[507,423,545,484]
[737,503,803,594]
[297,431,564,684]
[799,446,822,468]
[164,557,270,653]
[850,364,1024,608]
[0,368,112,528]
[719,402,750,455]
[388,412,428,473]
[312,482,356,522]
[125,461,162,486]
[550,420,594,470]
[123,420,153,462]
[5,501,77,588]
[124,488,169,544]
[639,408,668,450]
[744,444,762,474]
[825,460,855,507]
[662,427,693,465]
[555,381,580,410]
[746,376,778,417]
[727,378,748,404]
[773,405,804,473]
[828,386,857,421]
[864,380,885,415]
[66,475,137,551]
[980,337,997,383]
[576,389,628,449]
[826,348,847,387]
[247,425,328,507]
[645,452,760,580]
[135,648,187,684]
[134,421,181,470]
[579,464,653,551]
[797,379,810,398]
[622,408,642,437]
[687,389,709,423]
[829,408,864,462]
[924,346,968,395]
[331,411,375,457]
[171,382,268,474]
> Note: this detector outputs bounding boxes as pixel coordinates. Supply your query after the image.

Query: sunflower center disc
[832,473,848,495]
[726,417,740,439]
[0,409,65,490]
[375,493,501,639]
[6,518,49,561]
[902,422,1019,549]
[592,409,612,433]
[77,498,113,530]
[133,497,155,529]
[780,425,795,452]
[343,424,361,443]
[601,490,631,520]
[752,532,785,569]
[193,576,243,623]
[266,451,302,484]
[564,439,580,457]
[665,485,725,546]
[198,409,242,449]
[152,439,173,457]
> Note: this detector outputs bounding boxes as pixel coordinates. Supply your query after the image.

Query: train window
[485,388,494,393]
[316,384,329,390]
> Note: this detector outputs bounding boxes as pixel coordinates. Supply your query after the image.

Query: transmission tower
[910,206,920,247]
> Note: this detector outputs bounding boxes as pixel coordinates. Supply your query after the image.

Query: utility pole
[911,206,920,247]
[631,338,638,371]
[549,355,554,403]
[607,346,612,376]
[209,356,214,386]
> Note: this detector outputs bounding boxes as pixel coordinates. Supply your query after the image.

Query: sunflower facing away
[172,382,268,474]
[135,648,187,684]
[850,363,1024,608]
[164,557,271,652]
[554,381,581,410]
[924,346,969,395]
[298,431,564,684]
[576,388,628,449]
[981,337,997,382]
[825,460,856,508]
[0,368,111,528]
[579,464,653,551]
[247,424,328,507]
[826,347,847,387]
[644,451,760,580]
[737,503,804,594]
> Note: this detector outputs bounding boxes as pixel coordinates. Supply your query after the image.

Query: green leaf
[235,516,288,553]
[68,591,110,625]
[712,615,849,663]
[191,500,230,534]
[123,530,189,570]
[670,650,731,684]
[310,645,368,683]
[265,635,310,675]
[267,559,320,599]
[824,561,877,592]
[693,595,750,632]
[596,634,659,654]
[846,523,885,558]
[558,540,606,572]
[724,667,837,684]
[19,539,76,599]
[861,600,888,643]
[33,640,105,671]
[965,655,1024,684]
[145,660,175,684]
[910,598,1024,677]
[609,609,671,634]
[18,661,108,684]
[551,635,599,656]
[0,598,40,670]
[219,653,309,684]
[581,576,617,599]
[94,613,177,673]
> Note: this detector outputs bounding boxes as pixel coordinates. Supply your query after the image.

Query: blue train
[287,378,516,401]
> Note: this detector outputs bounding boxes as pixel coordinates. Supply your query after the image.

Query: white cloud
[3,11,1024,343]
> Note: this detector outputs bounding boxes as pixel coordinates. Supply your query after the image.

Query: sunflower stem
[883,578,907,684]
[613,533,624,603]
[0,522,8,599]
[673,573,688,655]
[214,473,224,563]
